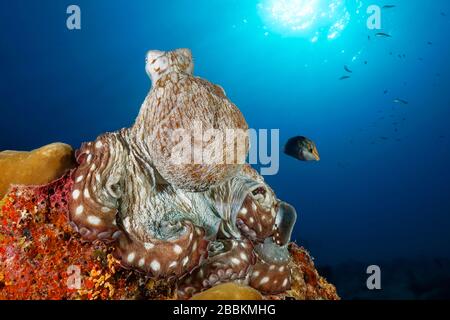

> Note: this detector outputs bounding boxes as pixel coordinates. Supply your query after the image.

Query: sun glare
[258,0,352,41]
[269,0,319,31]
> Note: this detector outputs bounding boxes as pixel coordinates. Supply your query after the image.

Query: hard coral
[0,143,75,199]
[191,283,263,300]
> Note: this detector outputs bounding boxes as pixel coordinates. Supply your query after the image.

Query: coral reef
[0,182,338,300]
[0,143,75,199]
[0,48,339,300]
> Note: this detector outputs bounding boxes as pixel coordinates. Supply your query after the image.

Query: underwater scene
[0,0,449,301]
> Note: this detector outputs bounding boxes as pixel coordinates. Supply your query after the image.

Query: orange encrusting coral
[0,181,338,300]
[0,181,141,300]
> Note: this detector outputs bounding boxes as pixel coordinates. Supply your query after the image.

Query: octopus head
[145,48,194,83]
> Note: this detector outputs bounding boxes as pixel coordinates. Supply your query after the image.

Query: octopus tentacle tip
[274,201,297,246]
[64,48,298,298]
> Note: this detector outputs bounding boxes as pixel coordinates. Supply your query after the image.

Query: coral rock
[190,283,263,300]
[0,143,75,199]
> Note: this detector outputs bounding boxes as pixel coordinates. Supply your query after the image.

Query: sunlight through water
[258,0,353,41]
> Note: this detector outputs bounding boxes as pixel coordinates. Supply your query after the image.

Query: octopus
[66,48,298,299]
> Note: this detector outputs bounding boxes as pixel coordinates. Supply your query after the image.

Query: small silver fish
[339,75,351,80]
[393,98,409,105]
[344,65,353,73]
[284,136,320,161]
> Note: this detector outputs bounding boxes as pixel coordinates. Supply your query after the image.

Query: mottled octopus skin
[67,49,297,298]
[133,48,249,192]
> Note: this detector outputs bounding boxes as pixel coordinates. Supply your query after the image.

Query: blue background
[1,0,449,299]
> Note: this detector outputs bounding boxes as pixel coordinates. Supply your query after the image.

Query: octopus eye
[252,187,266,197]
[250,185,274,210]
[106,182,122,199]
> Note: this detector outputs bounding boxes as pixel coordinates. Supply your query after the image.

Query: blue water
[1,0,449,299]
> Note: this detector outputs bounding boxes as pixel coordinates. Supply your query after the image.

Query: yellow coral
[0,143,75,199]
[191,283,263,300]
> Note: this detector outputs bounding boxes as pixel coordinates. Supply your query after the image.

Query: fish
[376,32,392,38]
[344,65,353,73]
[393,98,409,105]
[384,90,389,94]
[284,136,320,162]
[383,5,396,9]
[339,75,351,80]
[427,41,433,45]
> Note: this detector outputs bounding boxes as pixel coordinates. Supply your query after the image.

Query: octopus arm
[115,219,209,278]
[274,202,297,246]
[206,176,262,240]
[68,132,128,241]
[250,240,292,294]
[209,167,279,242]
[177,239,256,299]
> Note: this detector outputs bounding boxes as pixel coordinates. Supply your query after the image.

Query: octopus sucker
[63,48,300,299]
